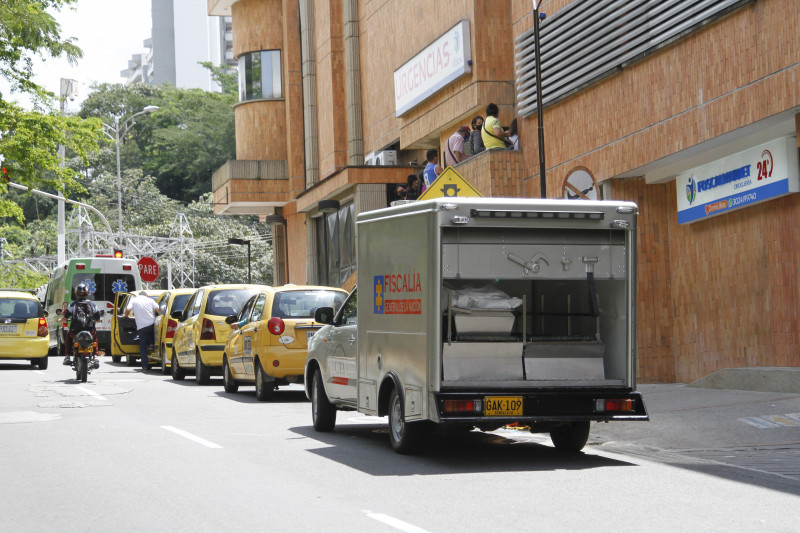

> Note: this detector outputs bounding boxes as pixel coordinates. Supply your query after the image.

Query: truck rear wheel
[549,421,590,452]
[388,388,426,454]
[311,369,336,432]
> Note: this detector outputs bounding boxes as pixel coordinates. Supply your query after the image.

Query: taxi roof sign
[418,167,482,200]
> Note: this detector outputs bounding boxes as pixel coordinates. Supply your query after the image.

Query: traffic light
[113,249,123,258]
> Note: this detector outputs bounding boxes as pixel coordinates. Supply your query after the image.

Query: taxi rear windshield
[0,298,41,319]
[206,289,256,317]
[272,290,347,319]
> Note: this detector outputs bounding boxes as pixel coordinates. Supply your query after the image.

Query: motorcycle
[72,330,100,383]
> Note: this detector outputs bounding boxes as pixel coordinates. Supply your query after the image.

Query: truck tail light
[443,399,482,414]
[267,317,285,335]
[595,399,634,412]
[166,319,178,338]
[37,318,48,337]
[200,318,216,340]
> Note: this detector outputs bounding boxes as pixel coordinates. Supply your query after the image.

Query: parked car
[150,288,196,374]
[0,289,50,369]
[171,284,265,384]
[110,289,166,365]
[222,285,348,400]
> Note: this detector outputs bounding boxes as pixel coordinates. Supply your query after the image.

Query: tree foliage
[78,82,236,203]
[0,0,105,224]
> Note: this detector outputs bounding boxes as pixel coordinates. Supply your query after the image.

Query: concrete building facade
[207,0,800,383]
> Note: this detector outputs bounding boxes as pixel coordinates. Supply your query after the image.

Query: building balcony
[212,160,290,215]
[449,148,525,198]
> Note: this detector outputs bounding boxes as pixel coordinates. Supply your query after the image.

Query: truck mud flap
[434,390,648,422]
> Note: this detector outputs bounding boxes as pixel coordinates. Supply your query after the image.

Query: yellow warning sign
[417,167,483,200]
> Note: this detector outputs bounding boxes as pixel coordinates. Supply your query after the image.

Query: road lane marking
[739,414,800,428]
[74,386,107,401]
[161,425,222,449]
[363,510,431,533]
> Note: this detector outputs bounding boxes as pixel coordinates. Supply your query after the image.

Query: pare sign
[137,256,159,282]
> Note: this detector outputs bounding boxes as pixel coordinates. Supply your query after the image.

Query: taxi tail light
[267,317,285,335]
[37,317,48,337]
[200,318,216,340]
[595,398,634,412]
[166,319,178,338]
[443,399,482,414]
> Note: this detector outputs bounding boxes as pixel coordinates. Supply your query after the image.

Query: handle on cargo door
[348,335,356,344]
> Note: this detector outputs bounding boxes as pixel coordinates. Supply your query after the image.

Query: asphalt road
[1,359,799,532]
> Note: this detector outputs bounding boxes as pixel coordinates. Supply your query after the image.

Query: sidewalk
[591,367,800,451]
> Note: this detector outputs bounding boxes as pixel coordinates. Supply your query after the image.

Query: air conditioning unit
[374,150,397,166]
[364,152,376,166]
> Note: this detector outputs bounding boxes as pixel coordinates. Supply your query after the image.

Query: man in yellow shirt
[481,102,510,150]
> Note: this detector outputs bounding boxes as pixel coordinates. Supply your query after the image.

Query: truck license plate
[484,396,523,417]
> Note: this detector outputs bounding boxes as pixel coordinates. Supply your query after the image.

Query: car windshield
[271,290,347,319]
[206,289,256,316]
[0,298,40,319]
[172,293,192,314]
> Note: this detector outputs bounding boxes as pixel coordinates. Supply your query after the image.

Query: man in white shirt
[124,291,160,371]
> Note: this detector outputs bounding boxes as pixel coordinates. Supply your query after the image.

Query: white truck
[305,197,648,453]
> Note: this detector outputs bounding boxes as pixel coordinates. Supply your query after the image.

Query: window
[316,203,355,287]
[238,50,282,101]
[72,274,136,303]
[206,289,257,317]
[237,295,258,324]
[251,294,268,322]
[271,290,347,319]
[338,289,357,326]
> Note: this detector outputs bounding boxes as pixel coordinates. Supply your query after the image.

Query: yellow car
[221,285,348,400]
[171,284,266,384]
[151,288,196,374]
[0,289,50,369]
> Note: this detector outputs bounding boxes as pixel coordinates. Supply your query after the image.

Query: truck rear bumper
[434,389,648,423]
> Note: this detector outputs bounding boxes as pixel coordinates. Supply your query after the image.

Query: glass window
[251,293,268,322]
[192,290,204,317]
[72,274,136,303]
[0,298,40,319]
[272,290,347,319]
[338,289,357,326]
[206,288,257,316]
[238,50,282,101]
[171,293,192,316]
[237,295,258,324]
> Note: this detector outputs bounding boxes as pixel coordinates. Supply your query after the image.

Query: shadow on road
[214,389,309,404]
[290,423,635,476]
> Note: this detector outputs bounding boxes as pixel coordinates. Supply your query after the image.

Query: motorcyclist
[62,283,102,366]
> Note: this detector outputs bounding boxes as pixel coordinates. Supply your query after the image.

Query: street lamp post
[228,238,252,284]
[532,1,547,197]
[103,105,159,239]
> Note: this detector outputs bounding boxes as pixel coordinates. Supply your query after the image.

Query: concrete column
[299,0,319,187]
[306,215,319,284]
[343,0,364,165]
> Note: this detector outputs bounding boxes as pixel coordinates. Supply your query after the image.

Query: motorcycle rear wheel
[77,356,88,383]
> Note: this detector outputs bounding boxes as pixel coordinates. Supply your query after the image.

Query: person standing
[481,103,511,150]
[444,126,471,167]
[467,115,485,156]
[405,174,421,200]
[124,291,160,371]
[508,118,519,150]
[422,149,442,190]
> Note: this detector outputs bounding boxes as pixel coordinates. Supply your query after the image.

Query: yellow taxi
[150,288,196,374]
[221,285,347,400]
[0,289,50,369]
[170,284,265,384]
[110,289,165,366]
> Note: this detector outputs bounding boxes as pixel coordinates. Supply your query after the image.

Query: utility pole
[532,1,547,197]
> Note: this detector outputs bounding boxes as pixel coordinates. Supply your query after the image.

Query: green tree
[0,0,105,224]
[200,61,238,96]
[78,83,236,203]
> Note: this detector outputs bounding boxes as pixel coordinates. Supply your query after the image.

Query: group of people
[393,102,519,202]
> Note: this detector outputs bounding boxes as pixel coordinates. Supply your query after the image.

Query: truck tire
[387,387,426,454]
[311,369,336,432]
[222,357,238,393]
[254,360,275,401]
[171,350,185,381]
[195,351,210,385]
[549,421,590,452]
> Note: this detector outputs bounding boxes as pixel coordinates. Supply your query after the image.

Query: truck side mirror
[171,310,183,320]
[224,314,239,325]
[41,310,49,318]
[314,307,334,325]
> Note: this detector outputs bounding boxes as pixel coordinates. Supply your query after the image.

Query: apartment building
[207,0,800,383]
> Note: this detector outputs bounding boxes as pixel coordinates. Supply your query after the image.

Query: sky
[6,0,152,111]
